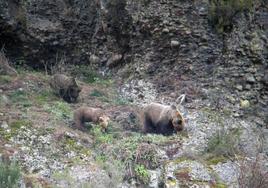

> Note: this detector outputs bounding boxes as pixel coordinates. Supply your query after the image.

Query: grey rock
[245,84,251,90]
[162,28,170,33]
[236,85,243,91]
[211,161,239,187]
[0,95,10,106]
[107,54,123,68]
[170,40,179,47]
[246,75,256,83]
[240,100,250,108]
[148,169,161,188]
[1,121,9,129]
[89,54,100,64]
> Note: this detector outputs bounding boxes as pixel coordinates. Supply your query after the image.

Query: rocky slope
[0,0,267,187]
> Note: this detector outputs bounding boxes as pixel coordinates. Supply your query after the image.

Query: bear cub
[50,74,81,103]
[73,107,110,132]
[142,103,185,135]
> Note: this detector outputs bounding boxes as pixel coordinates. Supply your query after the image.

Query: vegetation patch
[8,90,32,107]
[23,174,51,188]
[0,161,21,188]
[90,89,104,97]
[44,101,72,120]
[213,182,227,188]
[72,65,113,86]
[52,168,76,187]
[205,155,228,165]
[134,164,150,184]
[174,167,191,181]
[208,0,253,33]
[90,126,114,145]
[34,89,57,105]
[0,75,13,84]
[238,156,268,188]
[0,120,32,140]
[206,128,241,158]
[61,136,91,157]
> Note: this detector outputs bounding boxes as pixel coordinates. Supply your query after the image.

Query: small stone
[170,40,179,47]
[170,92,177,98]
[227,96,236,104]
[185,30,191,35]
[233,113,240,117]
[89,54,100,64]
[236,85,243,91]
[65,131,76,138]
[240,100,250,108]
[245,84,251,90]
[163,20,168,25]
[52,41,59,45]
[162,28,169,33]
[246,75,256,83]
[1,121,9,129]
[107,54,122,68]
[254,118,266,127]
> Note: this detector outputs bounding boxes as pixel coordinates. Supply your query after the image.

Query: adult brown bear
[73,107,110,132]
[142,103,185,135]
[50,74,81,103]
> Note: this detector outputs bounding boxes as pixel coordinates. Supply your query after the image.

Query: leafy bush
[208,0,253,33]
[0,161,21,188]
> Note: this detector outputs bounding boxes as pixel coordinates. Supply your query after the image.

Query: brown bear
[142,103,185,135]
[50,74,81,103]
[73,107,110,132]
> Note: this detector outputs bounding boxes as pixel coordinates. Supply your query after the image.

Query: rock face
[0,0,132,67]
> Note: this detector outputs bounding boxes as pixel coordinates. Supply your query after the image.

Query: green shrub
[0,161,21,188]
[208,0,253,33]
[72,65,100,84]
[91,126,114,145]
[134,164,150,184]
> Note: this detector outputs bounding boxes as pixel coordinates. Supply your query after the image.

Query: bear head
[171,105,185,132]
[67,78,82,102]
[98,116,110,132]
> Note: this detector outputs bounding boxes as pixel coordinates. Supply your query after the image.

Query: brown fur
[73,107,110,132]
[50,74,81,103]
[142,103,185,135]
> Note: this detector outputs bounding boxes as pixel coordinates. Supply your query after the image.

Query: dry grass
[238,155,268,188]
